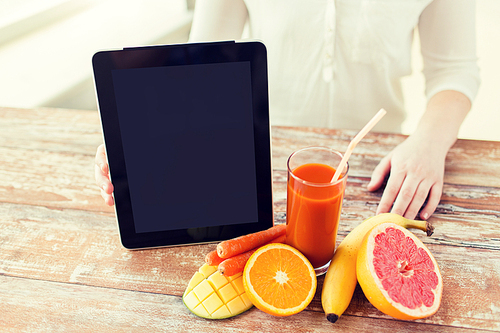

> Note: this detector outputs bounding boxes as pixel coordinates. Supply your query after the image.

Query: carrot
[217,224,286,259]
[218,250,256,276]
[205,250,225,266]
[218,233,286,276]
[268,233,286,245]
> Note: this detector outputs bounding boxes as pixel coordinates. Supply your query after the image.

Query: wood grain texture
[270,126,500,187]
[0,107,102,154]
[1,107,499,331]
[3,275,484,333]
[1,200,498,330]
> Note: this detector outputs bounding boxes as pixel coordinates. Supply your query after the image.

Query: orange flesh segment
[248,247,313,309]
[373,226,439,309]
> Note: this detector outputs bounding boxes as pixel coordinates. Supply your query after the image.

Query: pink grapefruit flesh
[356,222,443,320]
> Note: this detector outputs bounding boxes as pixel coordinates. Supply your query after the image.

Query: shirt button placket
[323,0,336,83]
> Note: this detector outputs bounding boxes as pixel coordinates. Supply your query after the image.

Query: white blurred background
[0,0,498,141]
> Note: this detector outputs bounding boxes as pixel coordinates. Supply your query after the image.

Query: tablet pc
[92,41,273,249]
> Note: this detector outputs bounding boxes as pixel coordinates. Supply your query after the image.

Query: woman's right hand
[94,144,114,206]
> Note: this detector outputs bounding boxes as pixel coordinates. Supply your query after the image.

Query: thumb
[367,155,391,191]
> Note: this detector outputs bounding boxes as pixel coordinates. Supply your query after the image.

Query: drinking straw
[330,108,387,183]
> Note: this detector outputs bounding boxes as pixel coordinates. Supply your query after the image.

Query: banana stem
[405,219,434,237]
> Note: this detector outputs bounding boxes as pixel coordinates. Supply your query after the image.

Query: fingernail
[421,212,429,220]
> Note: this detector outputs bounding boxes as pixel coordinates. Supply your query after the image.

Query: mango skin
[183,264,253,319]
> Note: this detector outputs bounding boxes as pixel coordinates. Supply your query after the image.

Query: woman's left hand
[367,134,447,220]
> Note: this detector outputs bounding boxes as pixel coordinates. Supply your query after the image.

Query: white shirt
[190,0,480,133]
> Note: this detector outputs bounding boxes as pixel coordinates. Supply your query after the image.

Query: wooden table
[1,106,499,332]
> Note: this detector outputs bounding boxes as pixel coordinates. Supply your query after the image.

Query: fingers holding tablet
[95,144,114,206]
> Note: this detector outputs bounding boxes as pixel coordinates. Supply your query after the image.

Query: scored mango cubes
[183,264,253,319]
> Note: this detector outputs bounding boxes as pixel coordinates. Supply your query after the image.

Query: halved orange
[242,243,317,316]
[357,223,443,320]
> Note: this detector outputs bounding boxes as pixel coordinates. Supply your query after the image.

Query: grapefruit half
[356,222,442,320]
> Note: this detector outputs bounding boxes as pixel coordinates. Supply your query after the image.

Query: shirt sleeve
[418,0,481,103]
[189,0,248,42]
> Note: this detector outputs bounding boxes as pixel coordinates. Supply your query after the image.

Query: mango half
[183,264,253,319]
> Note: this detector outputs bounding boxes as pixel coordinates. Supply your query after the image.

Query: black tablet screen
[111,61,259,233]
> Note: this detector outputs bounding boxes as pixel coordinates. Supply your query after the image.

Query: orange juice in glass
[286,147,348,276]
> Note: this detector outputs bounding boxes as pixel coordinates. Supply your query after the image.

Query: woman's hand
[94,144,114,206]
[367,90,472,220]
[367,134,446,220]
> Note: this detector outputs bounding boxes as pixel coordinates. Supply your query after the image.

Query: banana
[321,213,434,323]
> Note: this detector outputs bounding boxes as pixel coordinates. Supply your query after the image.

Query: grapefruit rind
[356,223,442,320]
[242,243,317,317]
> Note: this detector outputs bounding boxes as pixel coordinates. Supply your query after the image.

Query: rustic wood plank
[270,127,500,187]
[3,107,499,189]
[1,136,498,220]
[0,107,111,212]
[272,172,500,251]
[0,276,493,333]
[0,107,102,155]
[0,145,113,213]
[2,107,500,331]
[1,107,499,214]
[2,198,499,287]
[272,170,500,214]
[0,201,498,330]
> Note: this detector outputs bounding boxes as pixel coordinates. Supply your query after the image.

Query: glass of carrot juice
[286,146,348,276]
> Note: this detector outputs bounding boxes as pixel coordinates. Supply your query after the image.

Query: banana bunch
[321,213,434,323]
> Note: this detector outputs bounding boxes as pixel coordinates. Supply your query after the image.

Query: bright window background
[1,0,498,141]
[401,0,500,141]
[0,0,193,110]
